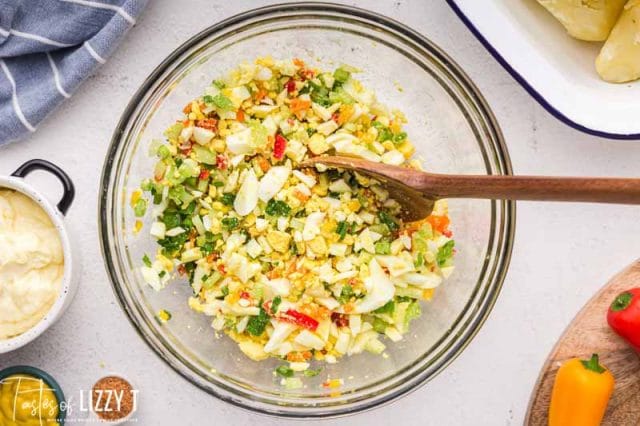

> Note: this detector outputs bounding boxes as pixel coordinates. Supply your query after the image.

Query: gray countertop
[2,1,640,424]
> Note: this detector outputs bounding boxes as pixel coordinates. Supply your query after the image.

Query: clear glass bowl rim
[99,2,516,418]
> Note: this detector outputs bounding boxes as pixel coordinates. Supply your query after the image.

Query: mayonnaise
[0,189,64,339]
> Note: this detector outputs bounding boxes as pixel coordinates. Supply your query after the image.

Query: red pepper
[285,79,296,94]
[198,169,210,180]
[240,291,251,300]
[273,134,287,160]
[607,288,640,352]
[279,309,318,331]
[331,312,349,328]
[217,264,226,274]
[216,154,227,170]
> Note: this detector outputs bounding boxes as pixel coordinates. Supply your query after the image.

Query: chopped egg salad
[134,57,455,372]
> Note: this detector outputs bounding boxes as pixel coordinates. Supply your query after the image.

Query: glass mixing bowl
[99,3,515,418]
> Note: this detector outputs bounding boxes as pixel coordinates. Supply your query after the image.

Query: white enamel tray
[448,0,640,139]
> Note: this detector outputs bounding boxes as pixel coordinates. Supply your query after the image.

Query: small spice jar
[91,375,137,424]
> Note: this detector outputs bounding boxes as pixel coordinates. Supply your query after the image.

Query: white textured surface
[2,1,640,424]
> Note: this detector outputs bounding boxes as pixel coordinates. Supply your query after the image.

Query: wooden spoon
[300,156,640,221]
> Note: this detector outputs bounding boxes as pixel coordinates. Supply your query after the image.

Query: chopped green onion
[203,94,234,111]
[221,217,239,230]
[275,365,294,378]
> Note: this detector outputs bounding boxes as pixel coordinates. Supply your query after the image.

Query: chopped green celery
[365,338,386,354]
[178,159,200,178]
[213,181,224,187]
[377,127,393,142]
[184,177,197,188]
[412,223,433,253]
[265,199,291,216]
[157,145,171,159]
[202,271,222,290]
[373,300,395,315]
[212,79,226,89]
[436,240,455,267]
[392,302,410,332]
[395,286,423,299]
[372,317,387,333]
[275,365,294,378]
[414,252,425,268]
[374,240,391,255]
[168,186,194,206]
[142,254,152,267]
[221,193,236,206]
[328,86,354,104]
[303,368,322,377]
[247,120,268,148]
[193,145,217,165]
[404,301,422,328]
[371,121,385,129]
[164,122,184,142]
[140,179,153,192]
[133,198,147,217]
[251,285,264,301]
[333,67,351,83]
[246,307,269,336]
[197,179,208,192]
[368,224,390,236]
[203,94,234,111]
[337,285,354,304]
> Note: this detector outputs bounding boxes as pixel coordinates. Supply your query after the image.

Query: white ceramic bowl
[448,0,640,139]
[0,159,77,353]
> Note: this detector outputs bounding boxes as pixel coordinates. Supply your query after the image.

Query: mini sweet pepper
[548,354,614,426]
[607,287,640,352]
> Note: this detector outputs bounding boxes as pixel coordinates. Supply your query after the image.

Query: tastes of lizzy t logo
[0,374,139,424]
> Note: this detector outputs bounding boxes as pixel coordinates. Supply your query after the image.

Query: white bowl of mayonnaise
[0,159,77,353]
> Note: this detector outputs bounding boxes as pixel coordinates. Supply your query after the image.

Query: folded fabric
[0,0,148,146]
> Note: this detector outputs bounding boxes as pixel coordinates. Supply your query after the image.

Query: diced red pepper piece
[217,264,226,274]
[273,134,287,160]
[199,169,210,180]
[240,291,251,300]
[286,79,296,94]
[331,312,349,328]
[279,309,319,331]
[216,154,228,170]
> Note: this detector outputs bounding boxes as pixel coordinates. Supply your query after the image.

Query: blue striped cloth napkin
[0,0,148,146]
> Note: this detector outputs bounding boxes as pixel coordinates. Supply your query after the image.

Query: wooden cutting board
[526,260,640,425]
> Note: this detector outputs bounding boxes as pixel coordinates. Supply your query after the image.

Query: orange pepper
[290,98,311,119]
[548,354,615,426]
[426,215,450,234]
[236,109,245,122]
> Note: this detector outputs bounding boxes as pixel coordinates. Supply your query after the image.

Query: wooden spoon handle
[420,174,640,204]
